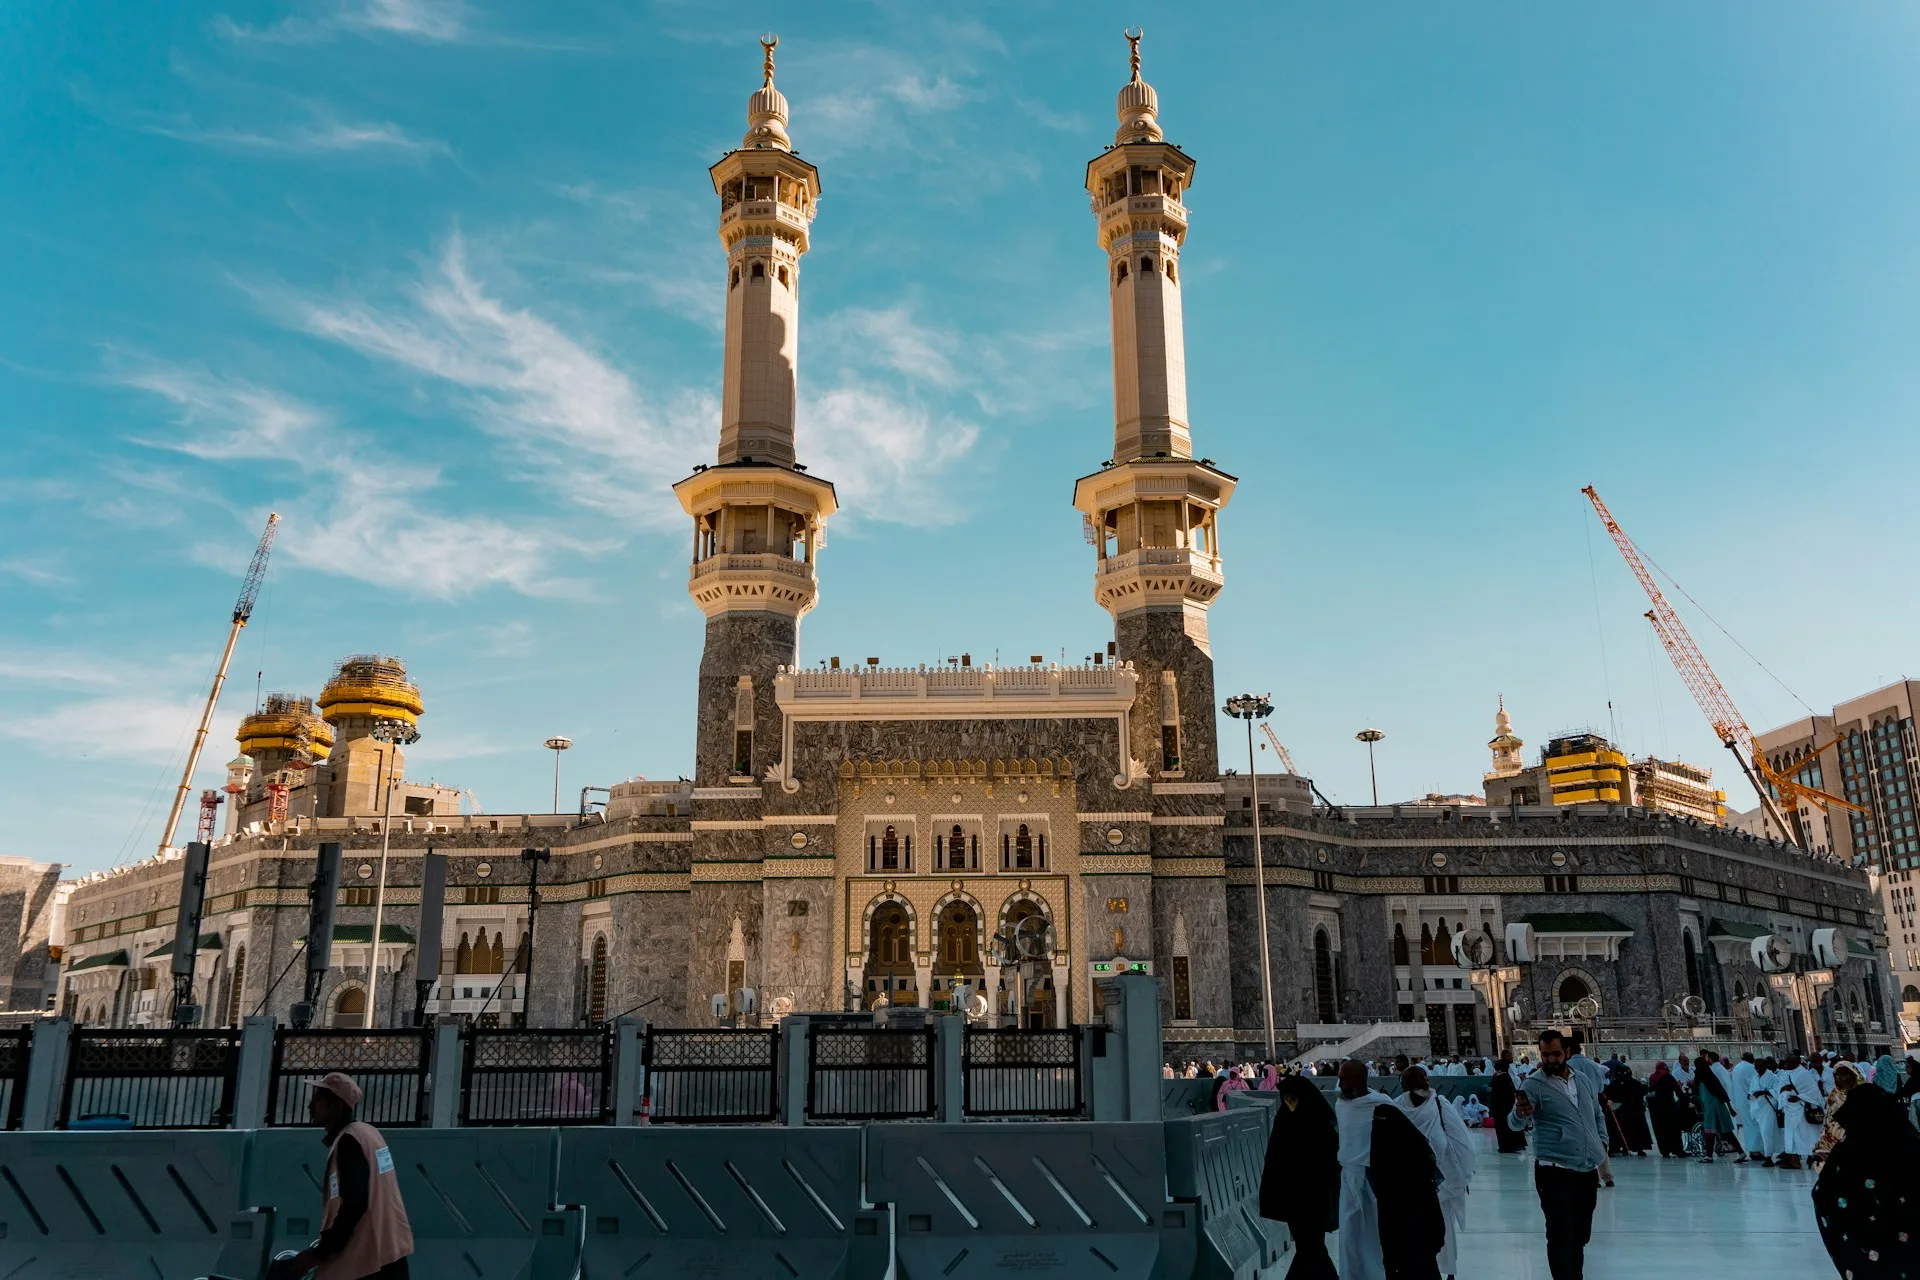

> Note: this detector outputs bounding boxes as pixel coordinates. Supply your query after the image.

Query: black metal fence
[269,1029,432,1127]
[807,1026,935,1120]
[643,1028,778,1123]
[461,1027,611,1125]
[0,1028,29,1130]
[60,1029,240,1129]
[962,1028,1083,1118]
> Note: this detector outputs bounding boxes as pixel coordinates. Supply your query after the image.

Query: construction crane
[154,513,280,859]
[1257,722,1298,774]
[1256,721,1343,814]
[1581,486,1857,849]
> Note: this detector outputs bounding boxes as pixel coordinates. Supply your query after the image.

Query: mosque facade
[52,41,1900,1062]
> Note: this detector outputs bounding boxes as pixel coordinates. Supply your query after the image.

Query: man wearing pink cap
[272,1072,415,1280]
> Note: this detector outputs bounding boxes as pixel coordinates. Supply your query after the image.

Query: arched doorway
[587,934,608,1024]
[1556,973,1592,1006]
[1312,929,1336,1023]
[865,900,915,1008]
[999,898,1056,1027]
[933,900,982,1011]
[330,984,366,1028]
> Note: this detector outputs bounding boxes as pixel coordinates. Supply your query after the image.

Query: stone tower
[674,35,837,789]
[1487,696,1525,779]
[673,38,836,1018]
[1072,33,1237,1041]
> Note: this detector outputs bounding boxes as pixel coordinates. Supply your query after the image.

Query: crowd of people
[1209,1033,1920,1280]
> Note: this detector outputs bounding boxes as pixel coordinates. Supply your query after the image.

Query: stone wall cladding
[1116,608,1220,779]
[696,610,797,786]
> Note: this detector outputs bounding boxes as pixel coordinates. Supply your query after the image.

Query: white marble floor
[1434,1131,1831,1279]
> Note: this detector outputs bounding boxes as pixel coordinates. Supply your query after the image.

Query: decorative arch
[587,934,608,1024]
[1902,984,1920,1004]
[1313,928,1336,1023]
[994,889,1055,944]
[1550,966,1602,1010]
[329,982,367,1028]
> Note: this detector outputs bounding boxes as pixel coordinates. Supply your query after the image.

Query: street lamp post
[364,716,421,1029]
[545,737,572,814]
[1224,693,1276,1059]
[1356,728,1385,806]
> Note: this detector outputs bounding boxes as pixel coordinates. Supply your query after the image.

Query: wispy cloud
[215,0,470,45]
[0,555,72,588]
[0,694,238,764]
[278,234,983,529]
[141,110,445,157]
[119,363,579,598]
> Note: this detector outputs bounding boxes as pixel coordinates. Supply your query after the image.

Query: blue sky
[5,3,1918,873]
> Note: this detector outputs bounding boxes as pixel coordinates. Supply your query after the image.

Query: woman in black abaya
[1604,1063,1652,1156]
[1488,1053,1527,1153]
[1646,1062,1687,1157]
[1813,1082,1920,1280]
[1258,1074,1340,1280]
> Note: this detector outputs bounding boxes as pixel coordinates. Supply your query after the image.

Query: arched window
[778,266,790,286]
[456,932,472,973]
[949,824,967,871]
[1556,974,1591,1006]
[1139,256,1154,273]
[1734,979,1747,1002]
[588,935,608,1024]
[1014,825,1034,870]
[751,261,766,279]
[730,266,740,289]
[1903,984,1920,1004]
[870,904,911,970]
[882,826,900,871]
[514,932,530,973]
[331,985,366,1028]
[1392,924,1409,965]
[1313,929,1336,1023]
[1419,923,1433,965]
[1116,261,1129,284]
[1428,918,1452,966]
[1165,260,1177,284]
[1682,931,1702,998]
[939,904,977,967]
[225,944,247,1027]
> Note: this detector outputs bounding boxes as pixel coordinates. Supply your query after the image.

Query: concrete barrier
[0,1129,269,1280]
[1163,1111,1286,1280]
[866,1121,1189,1279]
[1160,1078,1219,1118]
[555,1126,887,1279]
[245,1127,581,1280]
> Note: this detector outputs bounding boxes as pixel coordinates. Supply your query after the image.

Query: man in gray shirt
[1509,1029,1609,1280]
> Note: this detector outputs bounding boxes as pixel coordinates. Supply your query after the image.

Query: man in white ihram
[1393,1065,1477,1280]
[1334,1059,1391,1280]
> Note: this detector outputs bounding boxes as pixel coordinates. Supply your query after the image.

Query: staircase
[1286,1021,1429,1068]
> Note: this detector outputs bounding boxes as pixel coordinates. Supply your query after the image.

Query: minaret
[673,34,836,786]
[1073,31,1235,779]
[1487,696,1525,779]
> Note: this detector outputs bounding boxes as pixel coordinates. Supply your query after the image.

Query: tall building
[1761,680,1920,1039]
[53,36,1898,1062]
[1629,757,1727,825]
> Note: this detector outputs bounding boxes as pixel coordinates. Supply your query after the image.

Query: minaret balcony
[1097,194,1187,241]
[1093,547,1223,613]
[688,552,819,619]
[720,198,813,242]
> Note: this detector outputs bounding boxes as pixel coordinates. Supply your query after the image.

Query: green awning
[144,933,222,960]
[1707,919,1770,940]
[1523,913,1633,934]
[1848,937,1876,958]
[66,950,130,972]
[329,925,415,945]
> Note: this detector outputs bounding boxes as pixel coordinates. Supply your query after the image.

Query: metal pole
[1367,741,1379,806]
[553,751,561,814]
[1247,718,1275,1059]
[364,745,398,1029]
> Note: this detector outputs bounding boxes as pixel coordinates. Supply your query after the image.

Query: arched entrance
[864,899,916,1009]
[997,897,1057,1028]
[933,899,982,1011]
[330,984,366,1028]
